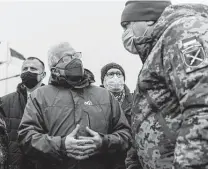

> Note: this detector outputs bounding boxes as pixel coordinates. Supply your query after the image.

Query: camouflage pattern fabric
[131,4,208,169]
[0,118,8,169]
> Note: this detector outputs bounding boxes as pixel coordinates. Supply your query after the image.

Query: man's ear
[40,72,46,81]
[42,72,46,78]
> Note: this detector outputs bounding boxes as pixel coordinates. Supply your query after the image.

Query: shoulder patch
[179,36,208,73]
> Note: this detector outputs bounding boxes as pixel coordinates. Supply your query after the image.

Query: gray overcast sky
[0,0,208,93]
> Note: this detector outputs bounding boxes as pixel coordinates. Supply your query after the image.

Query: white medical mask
[104,76,124,93]
[122,22,154,63]
[122,26,138,54]
[122,22,149,52]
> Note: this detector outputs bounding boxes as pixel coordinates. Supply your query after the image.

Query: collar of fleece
[49,68,95,89]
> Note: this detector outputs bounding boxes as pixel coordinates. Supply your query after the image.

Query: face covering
[53,58,84,86]
[21,71,41,89]
[122,23,154,63]
[104,76,124,93]
[122,27,138,54]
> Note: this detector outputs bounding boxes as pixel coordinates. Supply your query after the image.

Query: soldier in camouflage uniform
[121,0,208,168]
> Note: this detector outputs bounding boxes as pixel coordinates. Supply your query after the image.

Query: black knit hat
[121,0,171,25]
[101,63,125,84]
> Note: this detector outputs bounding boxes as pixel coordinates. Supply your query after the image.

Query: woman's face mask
[103,69,125,93]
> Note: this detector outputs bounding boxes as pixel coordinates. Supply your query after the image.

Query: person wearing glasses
[100,62,133,169]
[101,63,132,124]
[18,42,131,169]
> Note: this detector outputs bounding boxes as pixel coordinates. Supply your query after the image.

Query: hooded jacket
[0,83,40,169]
[18,69,131,169]
[130,4,208,169]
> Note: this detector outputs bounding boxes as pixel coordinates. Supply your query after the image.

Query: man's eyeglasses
[54,52,82,66]
[106,71,123,78]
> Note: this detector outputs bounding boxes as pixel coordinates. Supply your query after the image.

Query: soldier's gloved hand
[65,124,97,160]
[78,127,103,157]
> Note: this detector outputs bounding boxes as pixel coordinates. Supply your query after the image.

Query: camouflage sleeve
[163,19,208,168]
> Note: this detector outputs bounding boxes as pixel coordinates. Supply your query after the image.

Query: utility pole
[0,41,11,96]
[5,42,10,95]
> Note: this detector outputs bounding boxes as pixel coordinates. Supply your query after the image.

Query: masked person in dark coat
[100,62,133,169]
[101,62,133,124]
[0,57,46,169]
[18,42,132,169]
[121,0,208,168]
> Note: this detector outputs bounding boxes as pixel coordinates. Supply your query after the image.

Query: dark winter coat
[109,85,133,169]
[121,85,133,125]
[0,83,42,169]
[18,69,132,169]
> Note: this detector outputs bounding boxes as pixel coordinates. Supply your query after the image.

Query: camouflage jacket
[131,4,208,169]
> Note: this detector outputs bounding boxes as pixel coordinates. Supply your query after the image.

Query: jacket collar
[16,83,45,111]
[49,68,95,89]
[17,83,45,98]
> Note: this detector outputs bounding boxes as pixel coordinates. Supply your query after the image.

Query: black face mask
[51,58,84,87]
[65,58,84,83]
[20,71,40,89]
